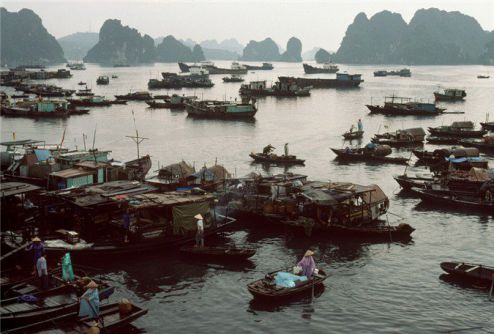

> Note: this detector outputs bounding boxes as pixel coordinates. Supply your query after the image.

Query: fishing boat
[1,100,83,118]
[75,87,94,97]
[68,96,112,107]
[477,75,490,79]
[412,147,480,164]
[4,302,147,334]
[373,68,411,77]
[222,75,244,83]
[480,122,494,131]
[149,71,213,89]
[241,63,274,70]
[111,75,118,79]
[162,94,196,109]
[428,122,486,138]
[393,174,433,190]
[115,91,152,101]
[239,79,311,97]
[371,128,426,147]
[440,262,494,286]
[179,246,256,261]
[145,100,168,108]
[247,269,328,301]
[366,96,445,116]
[249,153,305,165]
[77,81,86,86]
[186,97,257,119]
[303,63,339,74]
[278,73,363,88]
[426,136,460,145]
[0,284,115,330]
[96,76,109,85]
[433,88,466,102]
[342,130,364,140]
[459,135,494,153]
[410,187,494,212]
[331,148,409,165]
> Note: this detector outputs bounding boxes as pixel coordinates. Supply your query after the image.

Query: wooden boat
[4,302,147,334]
[179,246,256,261]
[109,100,127,105]
[366,96,445,116]
[0,284,115,330]
[222,76,244,83]
[77,81,86,86]
[411,187,494,212]
[115,91,152,101]
[342,130,363,140]
[477,75,490,79]
[247,269,328,301]
[426,136,460,145]
[278,74,362,88]
[249,153,305,165]
[440,262,494,286]
[428,127,486,138]
[96,76,109,85]
[331,148,408,165]
[433,88,466,102]
[480,122,494,131]
[145,100,168,108]
[393,174,432,190]
[303,63,339,74]
[242,63,273,71]
[322,222,414,239]
[413,147,480,164]
[460,137,494,153]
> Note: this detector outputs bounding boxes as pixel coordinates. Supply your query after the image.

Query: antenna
[126,110,148,159]
[92,125,97,163]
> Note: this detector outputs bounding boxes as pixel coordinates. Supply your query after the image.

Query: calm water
[1,62,493,333]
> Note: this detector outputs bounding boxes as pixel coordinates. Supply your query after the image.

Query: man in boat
[26,237,44,276]
[36,251,49,289]
[79,280,100,320]
[358,119,363,132]
[297,250,316,278]
[195,214,204,248]
[349,124,355,133]
[263,144,275,155]
[284,143,289,156]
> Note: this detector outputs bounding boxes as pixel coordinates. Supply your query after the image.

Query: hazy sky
[2,0,494,52]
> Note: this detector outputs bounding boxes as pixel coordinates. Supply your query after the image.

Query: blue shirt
[36,256,47,276]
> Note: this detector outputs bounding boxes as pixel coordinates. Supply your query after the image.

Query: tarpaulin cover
[448,157,483,163]
[172,201,210,235]
[274,272,307,288]
[34,149,51,162]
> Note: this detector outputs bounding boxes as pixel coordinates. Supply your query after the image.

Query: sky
[2,0,494,52]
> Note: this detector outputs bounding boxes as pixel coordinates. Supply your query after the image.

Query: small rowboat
[342,130,363,140]
[4,302,147,334]
[411,187,494,212]
[179,246,256,261]
[331,148,409,165]
[440,262,494,286]
[249,153,305,165]
[247,269,328,301]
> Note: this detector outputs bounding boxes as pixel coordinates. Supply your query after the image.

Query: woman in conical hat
[79,281,100,319]
[297,249,316,278]
[195,213,204,247]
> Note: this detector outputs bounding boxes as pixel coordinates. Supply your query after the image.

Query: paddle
[0,242,31,261]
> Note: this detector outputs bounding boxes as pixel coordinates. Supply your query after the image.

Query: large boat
[428,121,486,138]
[148,70,213,89]
[303,63,339,74]
[178,61,247,75]
[68,95,112,107]
[115,91,152,101]
[241,63,274,70]
[1,100,88,118]
[223,74,244,83]
[366,96,445,116]
[433,88,466,101]
[459,135,494,153]
[239,79,311,97]
[278,72,363,88]
[186,97,257,119]
[96,76,109,85]
[373,68,411,77]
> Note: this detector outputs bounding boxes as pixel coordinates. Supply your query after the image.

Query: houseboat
[433,88,467,101]
[366,96,445,116]
[1,100,88,118]
[239,79,311,97]
[186,97,257,119]
[278,72,363,88]
[148,71,213,89]
[428,121,486,138]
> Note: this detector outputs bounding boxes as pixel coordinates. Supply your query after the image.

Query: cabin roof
[50,168,96,179]
[127,191,214,208]
[74,161,109,169]
[301,181,388,206]
[0,139,44,146]
[0,182,40,198]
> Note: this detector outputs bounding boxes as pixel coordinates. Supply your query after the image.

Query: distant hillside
[202,48,239,60]
[0,8,65,66]
[334,8,493,65]
[156,35,205,62]
[280,37,303,62]
[315,48,332,63]
[240,38,280,61]
[84,19,155,64]
[200,39,244,54]
[58,32,99,60]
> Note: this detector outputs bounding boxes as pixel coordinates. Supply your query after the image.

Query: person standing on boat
[263,144,274,155]
[284,143,289,156]
[195,214,204,247]
[79,281,100,320]
[297,250,316,278]
[26,237,44,276]
[36,252,49,289]
[358,119,363,132]
[122,209,131,243]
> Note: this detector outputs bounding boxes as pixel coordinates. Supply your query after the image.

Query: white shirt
[197,219,204,231]
[37,256,48,276]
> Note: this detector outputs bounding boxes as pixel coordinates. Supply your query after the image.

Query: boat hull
[249,153,305,165]
[367,105,444,116]
[331,149,408,165]
[440,262,494,286]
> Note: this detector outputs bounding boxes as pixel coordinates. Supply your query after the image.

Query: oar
[0,242,30,261]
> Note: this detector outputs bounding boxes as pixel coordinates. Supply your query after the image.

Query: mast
[126,110,148,159]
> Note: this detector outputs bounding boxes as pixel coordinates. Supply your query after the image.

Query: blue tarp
[365,143,377,150]
[274,272,308,288]
[448,157,483,163]
[34,149,51,162]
